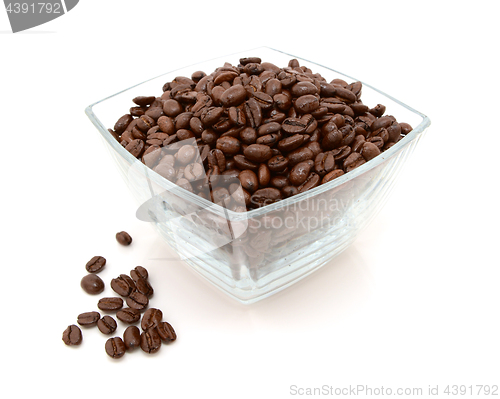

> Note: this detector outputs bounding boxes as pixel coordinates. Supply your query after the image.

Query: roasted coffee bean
[176,144,197,165]
[116,308,141,324]
[220,85,247,107]
[256,133,279,146]
[201,106,224,126]
[207,148,226,172]
[111,274,136,297]
[360,141,381,161]
[274,93,292,110]
[81,274,105,295]
[244,98,262,128]
[314,152,335,176]
[258,163,271,187]
[135,115,155,132]
[271,175,289,189]
[294,95,320,114]
[344,152,366,172]
[157,116,175,135]
[62,325,82,346]
[77,311,100,327]
[105,337,126,359]
[116,231,132,246]
[126,291,149,311]
[240,57,262,65]
[331,145,352,161]
[352,135,366,153]
[175,178,193,193]
[386,121,402,143]
[322,169,345,184]
[141,308,163,331]
[228,106,246,126]
[85,256,106,273]
[157,322,177,342]
[123,326,141,350]
[322,128,342,150]
[140,329,162,354]
[369,136,385,150]
[114,114,133,134]
[252,92,274,110]
[369,104,386,117]
[239,170,259,193]
[291,81,319,97]
[133,96,156,106]
[191,70,206,82]
[267,155,289,172]
[211,186,231,205]
[143,145,162,167]
[244,144,273,163]
[216,136,241,156]
[163,100,183,118]
[135,278,154,297]
[98,316,117,334]
[288,147,314,166]
[281,117,307,134]
[125,139,145,158]
[277,134,304,152]
[257,122,281,137]
[98,297,124,312]
[289,161,312,186]
[233,154,258,170]
[250,188,282,208]
[265,78,282,97]
[240,127,257,144]
[184,162,204,181]
[399,122,413,135]
[298,172,320,193]
[154,162,176,181]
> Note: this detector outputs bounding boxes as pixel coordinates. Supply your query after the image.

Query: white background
[1,1,499,398]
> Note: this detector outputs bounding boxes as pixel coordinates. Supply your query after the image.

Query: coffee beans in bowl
[109,57,412,211]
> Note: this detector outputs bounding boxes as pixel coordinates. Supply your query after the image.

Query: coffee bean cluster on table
[110,57,413,211]
[63,237,177,358]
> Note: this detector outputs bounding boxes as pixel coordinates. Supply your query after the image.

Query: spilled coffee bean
[64,236,178,359]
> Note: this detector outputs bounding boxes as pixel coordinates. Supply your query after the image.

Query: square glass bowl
[85,47,430,304]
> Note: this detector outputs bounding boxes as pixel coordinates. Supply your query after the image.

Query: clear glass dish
[85,47,431,304]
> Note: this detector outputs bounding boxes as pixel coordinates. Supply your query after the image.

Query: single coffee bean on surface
[85,256,106,273]
[111,274,136,297]
[97,315,117,334]
[105,337,127,359]
[81,274,105,295]
[97,297,124,312]
[140,329,162,354]
[135,278,154,297]
[126,291,149,310]
[62,325,82,346]
[156,322,177,342]
[123,326,141,350]
[141,308,163,331]
[130,266,148,282]
[116,308,141,324]
[77,311,101,327]
[116,231,132,246]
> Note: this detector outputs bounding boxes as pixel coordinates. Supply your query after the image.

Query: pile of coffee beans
[110,57,412,210]
[62,232,177,359]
